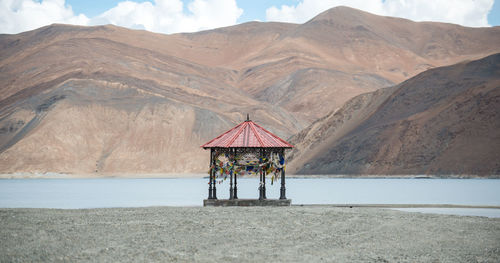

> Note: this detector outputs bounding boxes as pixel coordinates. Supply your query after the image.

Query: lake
[1,178,499,217]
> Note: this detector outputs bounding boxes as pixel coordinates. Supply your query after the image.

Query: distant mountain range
[0,6,499,175]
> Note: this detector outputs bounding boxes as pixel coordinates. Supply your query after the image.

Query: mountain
[287,53,500,176]
[0,6,499,174]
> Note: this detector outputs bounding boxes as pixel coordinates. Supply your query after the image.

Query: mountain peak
[306,6,375,23]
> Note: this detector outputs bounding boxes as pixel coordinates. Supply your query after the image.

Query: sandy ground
[1,207,499,262]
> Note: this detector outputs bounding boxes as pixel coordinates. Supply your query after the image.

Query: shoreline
[294,204,500,209]
[2,203,499,210]
[0,173,207,179]
[1,173,499,179]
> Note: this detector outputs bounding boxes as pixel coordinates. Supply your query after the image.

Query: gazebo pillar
[234,172,238,199]
[212,149,217,199]
[259,149,264,200]
[233,148,238,199]
[259,170,263,200]
[263,170,267,199]
[213,178,217,199]
[280,168,287,199]
[229,150,234,199]
[280,149,286,200]
[262,149,267,199]
[208,148,213,199]
[229,173,234,199]
[229,175,234,199]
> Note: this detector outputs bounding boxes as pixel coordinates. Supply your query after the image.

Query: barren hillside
[0,6,499,174]
[288,53,500,176]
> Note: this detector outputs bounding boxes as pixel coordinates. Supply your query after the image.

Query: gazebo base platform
[204,199,291,207]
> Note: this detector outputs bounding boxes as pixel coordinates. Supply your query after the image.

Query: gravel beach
[1,206,499,262]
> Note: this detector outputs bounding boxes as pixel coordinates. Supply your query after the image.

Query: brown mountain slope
[0,6,499,174]
[287,53,500,176]
[237,6,500,119]
[0,24,302,173]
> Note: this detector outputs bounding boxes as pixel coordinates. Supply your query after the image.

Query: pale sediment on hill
[1,207,499,262]
[2,173,497,179]
[0,173,207,179]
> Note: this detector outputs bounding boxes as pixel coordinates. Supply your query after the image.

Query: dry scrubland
[1,206,499,262]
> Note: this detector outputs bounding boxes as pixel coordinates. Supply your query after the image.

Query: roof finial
[246,113,250,122]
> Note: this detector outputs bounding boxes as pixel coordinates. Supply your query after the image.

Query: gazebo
[202,115,293,206]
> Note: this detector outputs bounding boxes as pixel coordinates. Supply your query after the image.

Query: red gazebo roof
[201,120,294,149]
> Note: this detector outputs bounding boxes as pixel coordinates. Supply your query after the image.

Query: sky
[0,0,499,34]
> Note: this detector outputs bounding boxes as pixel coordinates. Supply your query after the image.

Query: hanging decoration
[208,149,285,185]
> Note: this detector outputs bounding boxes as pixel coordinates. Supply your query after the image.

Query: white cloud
[0,0,89,34]
[0,0,243,34]
[90,0,243,33]
[265,0,494,27]
[383,0,493,27]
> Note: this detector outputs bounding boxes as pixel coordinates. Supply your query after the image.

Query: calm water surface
[1,178,499,217]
